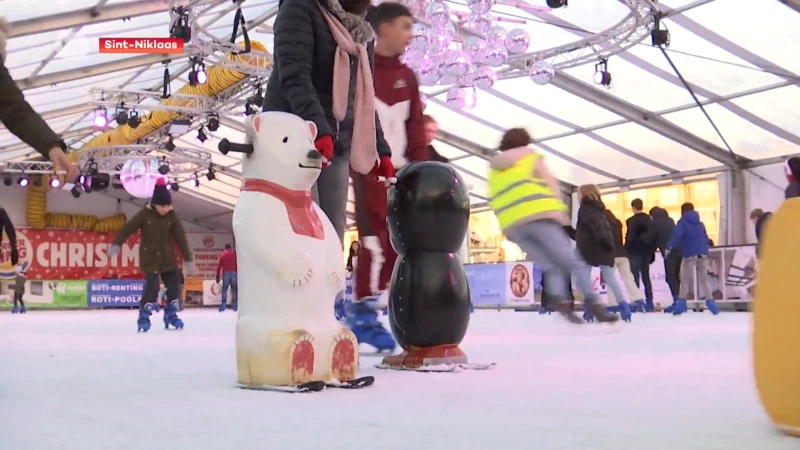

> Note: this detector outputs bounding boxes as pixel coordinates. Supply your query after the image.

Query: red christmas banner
[0,228,233,281]
[0,228,148,280]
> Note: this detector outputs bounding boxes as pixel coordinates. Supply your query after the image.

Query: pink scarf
[316,3,377,174]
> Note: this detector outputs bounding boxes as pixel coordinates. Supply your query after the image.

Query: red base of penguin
[380,344,468,369]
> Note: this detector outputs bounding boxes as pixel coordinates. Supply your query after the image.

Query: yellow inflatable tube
[753,197,800,438]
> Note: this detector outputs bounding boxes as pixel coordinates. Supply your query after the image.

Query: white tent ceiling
[2,0,800,230]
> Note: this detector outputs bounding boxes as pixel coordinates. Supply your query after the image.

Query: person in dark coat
[625,198,655,311]
[108,179,193,332]
[749,208,772,257]
[574,185,631,321]
[605,209,644,316]
[784,157,800,199]
[0,19,78,180]
[643,206,681,306]
[263,0,395,244]
[0,207,19,266]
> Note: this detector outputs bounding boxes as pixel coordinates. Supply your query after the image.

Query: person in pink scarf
[263,0,395,242]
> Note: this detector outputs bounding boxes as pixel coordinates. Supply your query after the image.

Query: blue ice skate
[11,305,19,314]
[664,297,679,313]
[672,299,688,316]
[644,298,655,312]
[137,303,156,332]
[345,298,395,352]
[705,299,720,315]
[583,307,594,323]
[20,305,26,314]
[631,300,646,313]
[606,305,619,314]
[152,302,161,313]
[618,301,632,322]
[334,299,347,321]
[219,302,227,312]
[231,303,238,312]
[163,300,184,330]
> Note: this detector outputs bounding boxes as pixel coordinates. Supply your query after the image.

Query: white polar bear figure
[230,111,358,388]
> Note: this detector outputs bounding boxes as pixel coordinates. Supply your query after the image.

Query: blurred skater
[487,128,618,324]
[215,244,238,312]
[345,2,427,352]
[11,266,26,314]
[665,202,717,316]
[108,179,194,332]
[604,209,644,320]
[625,198,655,312]
[643,207,682,312]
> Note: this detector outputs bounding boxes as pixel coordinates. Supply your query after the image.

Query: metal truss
[175,0,274,77]
[0,161,61,175]
[91,86,255,117]
[76,145,213,175]
[8,0,185,38]
[778,0,800,14]
[504,0,659,73]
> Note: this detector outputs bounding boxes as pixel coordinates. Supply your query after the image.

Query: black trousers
[663,250,682,298]
[628,254,653,300]
[141,270,181,309]
[541,274,574,309]
[13,293,24,307]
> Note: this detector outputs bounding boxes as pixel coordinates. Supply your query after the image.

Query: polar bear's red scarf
[241,178,324,240]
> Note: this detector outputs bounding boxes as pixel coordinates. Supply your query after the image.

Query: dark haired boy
[625,197,654,312]
[347,2,428,352]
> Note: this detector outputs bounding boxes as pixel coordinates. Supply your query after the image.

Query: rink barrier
[465,244,757,311]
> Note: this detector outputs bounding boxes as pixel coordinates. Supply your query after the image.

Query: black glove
[10,246,18,266]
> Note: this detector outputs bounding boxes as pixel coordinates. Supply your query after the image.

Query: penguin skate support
[378,162,495,372]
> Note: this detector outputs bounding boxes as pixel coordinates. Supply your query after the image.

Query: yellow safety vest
[487,153,566,230]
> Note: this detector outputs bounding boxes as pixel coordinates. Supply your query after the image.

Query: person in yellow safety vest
[487,128,619,324]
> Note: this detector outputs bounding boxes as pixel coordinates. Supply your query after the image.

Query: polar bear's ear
[306,121,318,141]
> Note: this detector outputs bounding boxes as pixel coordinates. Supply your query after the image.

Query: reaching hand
[107,245,120,258]
[314,135,334,168]
[372,156,395,181]
[49,147,80,182]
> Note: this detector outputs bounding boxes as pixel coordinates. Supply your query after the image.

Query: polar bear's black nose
[307,150,322,160]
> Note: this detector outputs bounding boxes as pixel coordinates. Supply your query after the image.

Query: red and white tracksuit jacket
[352,54,428,300]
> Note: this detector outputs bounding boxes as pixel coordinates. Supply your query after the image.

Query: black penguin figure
[381,161,472,369]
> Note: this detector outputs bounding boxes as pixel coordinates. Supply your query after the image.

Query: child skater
[11,265,26,314]
[108,178,194,332]
[487,128,618,324]
[345,2,428,352]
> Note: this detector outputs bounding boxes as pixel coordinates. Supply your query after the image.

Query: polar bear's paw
[330,328,359,382]
[331,271,345,291]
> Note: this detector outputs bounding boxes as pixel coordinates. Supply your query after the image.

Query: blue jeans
[599,265,626,303]
[505,220,599,304]
[221,271,238,306]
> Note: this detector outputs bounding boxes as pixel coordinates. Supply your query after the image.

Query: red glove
[373,155,396,181]
[315,135,334,168]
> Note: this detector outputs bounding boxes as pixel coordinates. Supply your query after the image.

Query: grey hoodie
[489,146,569,229]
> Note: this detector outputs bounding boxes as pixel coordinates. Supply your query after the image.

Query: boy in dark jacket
[109,179,194,332]
[11,266,26,314]
[625,198,655,311]
[665,203,718,316]
[644,207,681,309]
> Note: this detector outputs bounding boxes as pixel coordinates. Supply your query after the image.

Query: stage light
[189,58,207,86]
[18,176,28,187]
[206,166,216,181]
[546,0,567,7]
[189,173,200,188]
[49,176,61,188]
[158,159,170,175]
[115,108,128,126]
[171,182,180,192]
[594,60,612,87]
[165,137,176,152]
[206,113,220,132]
[2,175,11,186]
[94,107,109,128]
[70,185,82,198]
[128,110,141,129]
[197,127,208,143]
[169,6,192,43]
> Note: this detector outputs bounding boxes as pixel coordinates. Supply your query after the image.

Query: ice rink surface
[1,309,796,450]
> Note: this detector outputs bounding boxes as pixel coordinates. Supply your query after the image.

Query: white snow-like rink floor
[1,309,797,450]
